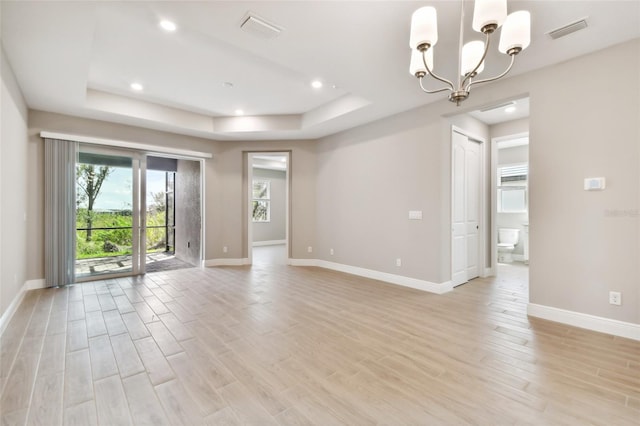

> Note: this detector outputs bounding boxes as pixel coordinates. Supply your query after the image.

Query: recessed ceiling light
[159,20,177,32]
[311,80,323,89]
[130,82,143,92]
[223,82,234,89]
[505,106,516,113]
[234,109,244,116]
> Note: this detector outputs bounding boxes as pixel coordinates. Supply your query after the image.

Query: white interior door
[452,130,481,287]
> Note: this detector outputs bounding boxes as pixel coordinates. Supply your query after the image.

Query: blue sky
[78,168,167,211]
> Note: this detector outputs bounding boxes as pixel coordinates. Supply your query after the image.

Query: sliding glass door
[75,146,146,280]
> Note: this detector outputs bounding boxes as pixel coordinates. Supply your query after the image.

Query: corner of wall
[1,45,30,319]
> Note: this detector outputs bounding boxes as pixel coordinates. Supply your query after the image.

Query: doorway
[247,152,290,265]
[74,145,202,281]
[493,136,529,271]
[451,128,484,287]
[75,146,145,280]
[145,156,201,273]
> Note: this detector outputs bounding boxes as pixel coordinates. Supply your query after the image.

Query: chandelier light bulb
[461,41,485,76]
[410,6,438,50]
[499,11,531,54]
[472,0,507,33]
[409,48,434,76]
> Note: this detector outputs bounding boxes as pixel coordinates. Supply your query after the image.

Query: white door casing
[452,131,467,287]
[465,140,480,280]
[247,152,291,264]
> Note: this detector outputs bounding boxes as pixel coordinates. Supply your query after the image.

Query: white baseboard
[0,278,46,336]
[204,258,250,267]
[288,258,318,267]
[289,258,452,295]
[0,284,27,336]
[483,267,494,277]
[527,303,640,341]
[252,240,286,247]
[26,279,46,290]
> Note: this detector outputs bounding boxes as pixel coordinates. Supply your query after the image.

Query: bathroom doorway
[492,134,529,292]
[465,96,530,285]
[494,137,529,267]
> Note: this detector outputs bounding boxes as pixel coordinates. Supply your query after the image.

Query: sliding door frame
[74,144,147,282]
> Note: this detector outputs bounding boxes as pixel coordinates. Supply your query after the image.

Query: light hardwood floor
[1,263,638,425]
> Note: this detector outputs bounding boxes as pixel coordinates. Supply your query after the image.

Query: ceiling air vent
[240,13,283,39]
[547,18,588,40]
[480,101,515,113]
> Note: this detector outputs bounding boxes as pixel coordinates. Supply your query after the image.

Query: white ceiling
[2,1,639,141]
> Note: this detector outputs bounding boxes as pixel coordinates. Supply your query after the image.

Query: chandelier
[409,0,530,105]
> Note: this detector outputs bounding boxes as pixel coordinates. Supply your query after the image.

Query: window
[252,180,270,222]
[498,163,528,213]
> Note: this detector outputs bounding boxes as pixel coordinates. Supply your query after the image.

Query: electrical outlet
[396,258,402,267]
[223,246,228,253]
[330,248,334,255]
[307,246,313,253]
[609,291,622,306]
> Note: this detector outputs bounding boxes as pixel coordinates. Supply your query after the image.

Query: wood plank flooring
[1,263,638,425]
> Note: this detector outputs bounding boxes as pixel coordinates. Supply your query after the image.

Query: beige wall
[316,39,639,324]
[491,118,529,140]
[1,47,29,317]
[316,107,450,283]
[528,40,639,324]
[498,145,528,165]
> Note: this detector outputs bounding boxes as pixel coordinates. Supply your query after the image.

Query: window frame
[252,179,271,223]
[497,162,528,214]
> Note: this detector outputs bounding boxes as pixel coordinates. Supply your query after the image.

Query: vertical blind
[44,138,77,286]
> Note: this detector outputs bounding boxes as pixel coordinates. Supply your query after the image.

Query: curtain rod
[40,131,213,159]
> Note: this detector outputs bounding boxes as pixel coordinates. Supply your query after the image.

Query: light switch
[584,177,605,191]
[409,210,423,220]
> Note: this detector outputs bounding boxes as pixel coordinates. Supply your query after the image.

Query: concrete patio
[75,251,194,279]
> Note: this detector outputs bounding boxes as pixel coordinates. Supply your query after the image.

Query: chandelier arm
[467,54,516,90]
[418,77,452,94]
[460,31,492,89]
[422,50,455,91]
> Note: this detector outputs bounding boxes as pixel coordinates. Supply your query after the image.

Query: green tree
[76,164,113,242]
[150,191,166,214]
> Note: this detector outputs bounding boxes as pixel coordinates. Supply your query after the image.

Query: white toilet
[498,228,520,263]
